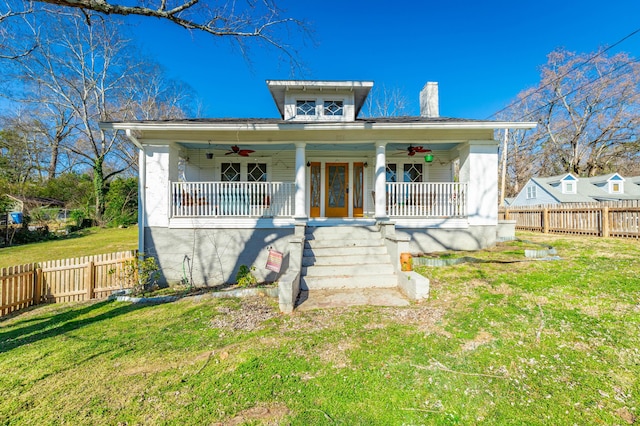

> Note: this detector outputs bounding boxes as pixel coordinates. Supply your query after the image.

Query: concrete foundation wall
[144,227,295,286]
[398,225,497,253]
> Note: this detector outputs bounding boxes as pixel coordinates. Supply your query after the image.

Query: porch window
[221,163,241,182]
[324,100,344,116]
[403,164,423,182]
[296,100,316,116]
[386,164,397,182]
[248,163,267,182]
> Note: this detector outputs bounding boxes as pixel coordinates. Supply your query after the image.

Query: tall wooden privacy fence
[1,250,137,317]
[500,201,640,239]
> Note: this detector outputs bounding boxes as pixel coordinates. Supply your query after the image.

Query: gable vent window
[526,185,536,199]
[296,100,316,116]
[324,100,344,116]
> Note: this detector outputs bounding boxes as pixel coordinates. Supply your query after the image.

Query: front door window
[310,162,321,218]
[325,163,349,217]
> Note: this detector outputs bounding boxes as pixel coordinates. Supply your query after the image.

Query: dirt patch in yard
[210,296,279,331]
[216,403,290,426]
[461,330,495,351]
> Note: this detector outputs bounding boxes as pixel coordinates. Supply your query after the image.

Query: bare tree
[0,119,48,185]
[0,0,38,59]
[362,85,411,117]
[7,11,195,221]
[498,48,640,189]
[1,0,308,65]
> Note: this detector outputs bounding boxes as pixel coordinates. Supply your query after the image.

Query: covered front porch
[170,180,468,220]
[166,139,479,225]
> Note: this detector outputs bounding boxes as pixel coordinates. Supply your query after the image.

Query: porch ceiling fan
[398,145,431,156]
[225,145,255,157]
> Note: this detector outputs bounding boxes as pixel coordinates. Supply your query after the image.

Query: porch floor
[295,288,409,311]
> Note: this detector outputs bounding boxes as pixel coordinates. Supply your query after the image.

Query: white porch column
[374,142,388,220]
[294,142,307,219]
[458,140,499,226]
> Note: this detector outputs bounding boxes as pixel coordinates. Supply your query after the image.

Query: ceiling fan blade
[408,151,416,156]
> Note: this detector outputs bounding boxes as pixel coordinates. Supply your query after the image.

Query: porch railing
[171,181,295,218]
[386,182,468,217]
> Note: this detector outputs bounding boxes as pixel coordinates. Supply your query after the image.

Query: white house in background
[509,172,640,207]
[101,80,535,311]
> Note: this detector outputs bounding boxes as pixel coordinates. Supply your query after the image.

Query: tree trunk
[93,156,106,223]
[47,139,60,180]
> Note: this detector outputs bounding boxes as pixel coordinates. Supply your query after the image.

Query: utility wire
[515,57,640,121]
[488,27,640,120]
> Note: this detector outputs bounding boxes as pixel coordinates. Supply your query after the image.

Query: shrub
[109,254,160,296]
[235,265,257,287]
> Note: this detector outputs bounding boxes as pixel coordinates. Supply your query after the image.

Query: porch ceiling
[177,142,461,152]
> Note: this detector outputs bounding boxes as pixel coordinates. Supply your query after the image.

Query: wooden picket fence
[0,250,137,317]
[500,201,640,239]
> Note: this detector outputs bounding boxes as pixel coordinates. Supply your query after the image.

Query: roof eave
[99,120,537,132]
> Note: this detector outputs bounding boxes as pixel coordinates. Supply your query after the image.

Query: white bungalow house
[509,172,640,207]
[101,80,535,311]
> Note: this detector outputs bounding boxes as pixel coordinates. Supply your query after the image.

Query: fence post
[542,207,549,234]
[504,208,511,220]
[86,261,95,300]
[601,206,610,238]
[33,266,42,305]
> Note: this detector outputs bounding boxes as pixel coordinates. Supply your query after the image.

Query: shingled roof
[532,173,640,203]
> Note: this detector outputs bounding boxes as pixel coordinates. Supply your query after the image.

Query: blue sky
[130,0,640,120]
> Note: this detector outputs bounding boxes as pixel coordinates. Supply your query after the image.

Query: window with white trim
[220,162,268,182]
[324,100,344,116]
[386,163,426,182]
[563,182,575,194]
[610,182,623,193]
[248,163,267,182]
[296,100,316,116]
[403,164,423,182]
[386,164,397,182]
[526,185,537,199]
[221,163,241,182]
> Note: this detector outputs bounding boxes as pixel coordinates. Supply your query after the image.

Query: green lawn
[0,227,137,269]
[0,232,638,425]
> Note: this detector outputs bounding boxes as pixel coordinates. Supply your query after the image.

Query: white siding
[427,162,453,182]
[458,141,499,226]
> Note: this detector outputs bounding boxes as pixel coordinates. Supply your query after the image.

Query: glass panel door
[353,162,364,217]
[310,162,321,218]
[325,163,348,217]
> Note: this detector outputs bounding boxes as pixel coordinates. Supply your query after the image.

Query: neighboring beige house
[101,80,535,311]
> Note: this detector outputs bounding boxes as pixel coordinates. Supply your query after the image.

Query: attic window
[296,100,316,116]
[526,185,537,199]
[324,100,344,116]
[563,182,576,194]
[610,182,623,193]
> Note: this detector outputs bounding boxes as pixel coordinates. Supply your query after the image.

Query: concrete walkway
[295,288,410,311]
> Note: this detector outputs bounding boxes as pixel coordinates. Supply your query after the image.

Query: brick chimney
[420,82,439,118]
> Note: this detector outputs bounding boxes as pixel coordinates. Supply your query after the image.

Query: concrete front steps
[301,225,398,290]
